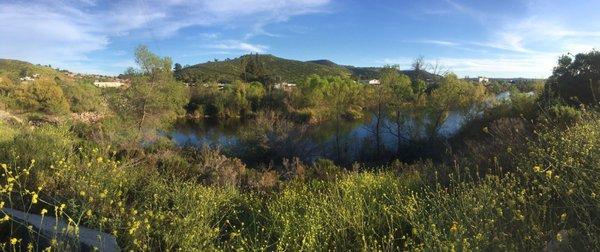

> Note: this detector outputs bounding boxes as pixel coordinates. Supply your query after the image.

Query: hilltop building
[478,76,490,84]
[93,80,124,88]
[368,79,380,85]
[274,82,297,90]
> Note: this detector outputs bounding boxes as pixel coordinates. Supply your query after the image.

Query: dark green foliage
[543,50,600,106]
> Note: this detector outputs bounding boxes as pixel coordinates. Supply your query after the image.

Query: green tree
[543,50,600,107]
[241,54,267,83]
[427,74,486,138]
[125,45,188,132]
[366,66,396,158]
[381,66,413,154]
[174,63,183,81]
[134,45,173,84]
[321,76,363,161]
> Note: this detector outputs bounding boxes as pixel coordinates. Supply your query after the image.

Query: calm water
[168,93,512,164]
[168,111,472,163]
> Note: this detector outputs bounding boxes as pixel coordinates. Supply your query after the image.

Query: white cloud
[416,40,460,47]
[479,2,600,55]
[0,0,330,72]
[404,0,600,77]
[207,40,268,53]
[0,3,109,65]
[383,53,559,78]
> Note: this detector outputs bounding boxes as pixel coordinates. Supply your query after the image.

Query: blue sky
[1,0,599,78]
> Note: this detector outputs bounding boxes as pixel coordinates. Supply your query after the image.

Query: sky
[1,0,599,78]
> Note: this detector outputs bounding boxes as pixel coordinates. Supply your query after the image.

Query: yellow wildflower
[31,193,38,204]
[41,209,48,215]
[556,232,563,242]
[450,222,459,233]
[533,165,541,173]
[10,237,18,245]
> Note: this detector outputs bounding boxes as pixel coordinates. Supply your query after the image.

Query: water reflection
[168,92,513,164]
[170,111,472,163]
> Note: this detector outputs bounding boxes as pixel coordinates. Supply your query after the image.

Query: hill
[310,61,442,82]
[0,59,66,80]
[177,54,352,84]
[178,54,442,84]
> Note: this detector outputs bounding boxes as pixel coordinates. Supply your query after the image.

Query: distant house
[94,81,124,88]
[368,79,380,85]
[274,82,297,90]
[19,76,35,82]
[478,76,490,84]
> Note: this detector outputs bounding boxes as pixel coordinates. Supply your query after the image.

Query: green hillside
[0,59,66,80]
[311,62,442,82]
[178,54,352,84]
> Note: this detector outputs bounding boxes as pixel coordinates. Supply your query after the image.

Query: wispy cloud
[382,53,559,78]
[207,40,268,53]
[0,0,330,72]
[414,39,460,47]
[400,0,600,77]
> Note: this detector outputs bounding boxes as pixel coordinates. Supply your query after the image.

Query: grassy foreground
[1,111,599,251]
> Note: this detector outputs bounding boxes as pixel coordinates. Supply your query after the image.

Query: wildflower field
[1,111,599,250]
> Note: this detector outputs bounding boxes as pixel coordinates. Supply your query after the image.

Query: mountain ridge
[177,54,441,84]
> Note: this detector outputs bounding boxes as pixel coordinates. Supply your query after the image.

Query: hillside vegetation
[0,59,106,117]
[177,54,352,84]
[176,54,442,84]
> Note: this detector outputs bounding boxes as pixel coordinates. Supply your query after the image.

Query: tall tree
[173,63,183,81]
[322,76,363,162]
[366,66,396,159]
[411,56,426,82]
[380,66,414,155]
[126,45,188,133]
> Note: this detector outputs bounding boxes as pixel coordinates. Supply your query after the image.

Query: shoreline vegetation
[0,47,599,250]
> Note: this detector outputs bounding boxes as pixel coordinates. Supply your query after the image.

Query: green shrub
[0,121,17,143]
[0,124,74,172]
[14,78,70,115]
[62,81,105,113]
[542,104,583,127]
[266,172,416,251]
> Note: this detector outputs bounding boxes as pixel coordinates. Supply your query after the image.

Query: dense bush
[62,81,105,113]
[187,81,266,119]
[13,78,70,115]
